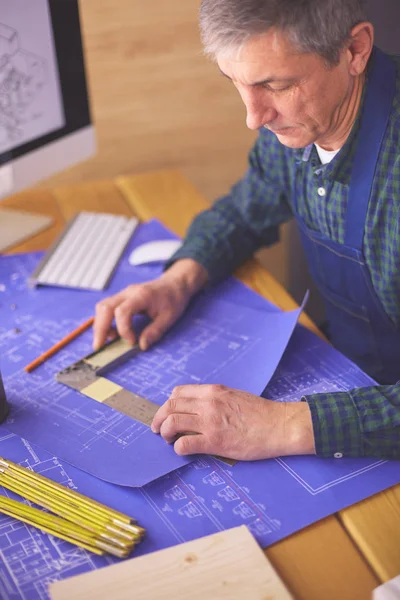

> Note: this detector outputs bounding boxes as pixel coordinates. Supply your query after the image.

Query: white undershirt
[314,143,341,165]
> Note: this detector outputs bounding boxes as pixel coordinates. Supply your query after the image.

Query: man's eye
[263,84,291,93]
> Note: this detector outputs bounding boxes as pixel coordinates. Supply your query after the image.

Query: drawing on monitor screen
[0,23,47,145]
[0,0,65,154]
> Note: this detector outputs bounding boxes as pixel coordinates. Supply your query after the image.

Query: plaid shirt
[171,53,400,461]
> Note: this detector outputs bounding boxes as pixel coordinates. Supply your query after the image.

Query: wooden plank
[1,189,65,253]
[266,517,379,600]
[117,171,324,339]
[49,526,293,600]
[51,180,132,220]
[339,486,400,582]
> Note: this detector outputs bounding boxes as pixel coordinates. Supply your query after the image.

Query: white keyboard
[31,212,139,290]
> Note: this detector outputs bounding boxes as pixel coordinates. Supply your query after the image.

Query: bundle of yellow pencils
[0,457,145,557]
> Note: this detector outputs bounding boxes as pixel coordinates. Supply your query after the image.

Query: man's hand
[151,384,316,460]
[93,259,208,351]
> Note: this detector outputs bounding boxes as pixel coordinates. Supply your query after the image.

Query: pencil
[24,316,95,373]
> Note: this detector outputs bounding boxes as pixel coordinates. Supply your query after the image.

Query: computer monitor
[0,0,95,419]
[0,0,95,250]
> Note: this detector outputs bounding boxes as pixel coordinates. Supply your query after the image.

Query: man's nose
[242,89,278,130]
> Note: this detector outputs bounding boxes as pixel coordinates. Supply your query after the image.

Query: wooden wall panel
[43,0,256,203]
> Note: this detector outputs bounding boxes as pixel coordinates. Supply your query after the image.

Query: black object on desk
[0,372,9,423]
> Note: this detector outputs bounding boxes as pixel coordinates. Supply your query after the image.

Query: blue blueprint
[1,323,399,599]
[1,220,399,599]
[0,221,304,485]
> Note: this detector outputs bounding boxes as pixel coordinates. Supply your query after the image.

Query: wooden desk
[4,170,400,599]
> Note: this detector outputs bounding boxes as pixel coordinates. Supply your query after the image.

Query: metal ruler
[56,338,159,426]
[57,337,237,465]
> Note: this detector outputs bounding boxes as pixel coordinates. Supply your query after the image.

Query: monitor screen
[0,0,95,198]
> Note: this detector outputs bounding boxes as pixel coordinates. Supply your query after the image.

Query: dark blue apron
[294,48,399,384]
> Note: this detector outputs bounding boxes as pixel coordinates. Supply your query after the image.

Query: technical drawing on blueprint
[1,221,399,599]
[142,325,400,551]
[0,0,65,152]
[1,320,400,600]
[0,432,285,600]
[0,243,303,485]
[1,292,300,485]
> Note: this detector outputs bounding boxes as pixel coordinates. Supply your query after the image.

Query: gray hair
[199,0,368,65]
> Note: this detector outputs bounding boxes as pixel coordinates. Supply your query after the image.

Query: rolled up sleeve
[304,384,400,460]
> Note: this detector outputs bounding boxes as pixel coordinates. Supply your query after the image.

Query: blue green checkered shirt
[171,53,400,461]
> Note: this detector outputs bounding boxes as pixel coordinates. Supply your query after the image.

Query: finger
[114,291,150,345]
[107,327,119,342]
[151,396,199,433]
[174,434,208,456]
[93,295,123,349]
[139,310,176,351]
[159,413,202,444]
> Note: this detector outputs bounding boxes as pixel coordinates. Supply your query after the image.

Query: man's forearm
[162,258,209,299]
[280,401,316,456]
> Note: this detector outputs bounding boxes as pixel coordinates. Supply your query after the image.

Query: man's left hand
[151,384,316,461]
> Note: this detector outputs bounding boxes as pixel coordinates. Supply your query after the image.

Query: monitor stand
[0,208,53,252]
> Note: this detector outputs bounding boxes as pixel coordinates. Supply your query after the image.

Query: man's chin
[274,129,313,149]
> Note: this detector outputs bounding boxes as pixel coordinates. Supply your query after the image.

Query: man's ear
[346,22,374,76]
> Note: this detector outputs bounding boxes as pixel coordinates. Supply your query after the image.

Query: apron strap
[345,47,397,249]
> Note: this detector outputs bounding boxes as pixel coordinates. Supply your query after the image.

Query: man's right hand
[92,258,208,351]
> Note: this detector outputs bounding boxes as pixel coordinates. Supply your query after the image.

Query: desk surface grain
[5,169,399,599]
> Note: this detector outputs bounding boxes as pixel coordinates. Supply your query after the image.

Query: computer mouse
[128,239,182,266]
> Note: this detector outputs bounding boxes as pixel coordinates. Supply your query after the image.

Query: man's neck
[317,73,366,151]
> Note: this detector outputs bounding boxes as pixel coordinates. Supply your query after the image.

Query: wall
[43,1,255,201]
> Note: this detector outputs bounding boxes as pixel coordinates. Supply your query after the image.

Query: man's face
[217,29,355,149]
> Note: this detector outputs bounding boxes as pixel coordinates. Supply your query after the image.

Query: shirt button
[317,187,326,197]
[334,452,343,459]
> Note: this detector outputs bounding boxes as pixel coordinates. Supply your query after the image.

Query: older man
[93,0,400,461]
